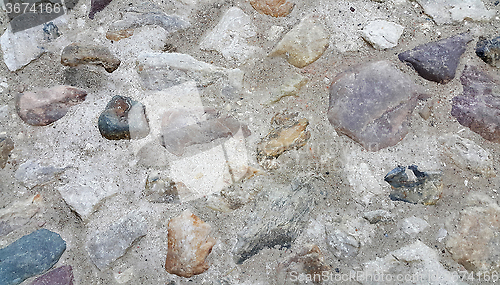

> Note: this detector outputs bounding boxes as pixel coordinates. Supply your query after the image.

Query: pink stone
[29,266,74,285]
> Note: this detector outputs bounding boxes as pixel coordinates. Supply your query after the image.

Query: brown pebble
[61,43,121,73]
[250,0,295,17]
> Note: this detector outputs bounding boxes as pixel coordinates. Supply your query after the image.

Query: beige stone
[165,210,216,278]
[250,0,295,17]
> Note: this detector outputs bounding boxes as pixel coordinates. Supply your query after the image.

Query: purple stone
[29,266,74,285]
[399,33,472,84]
[89,0,113,19]
[451,65,500,143]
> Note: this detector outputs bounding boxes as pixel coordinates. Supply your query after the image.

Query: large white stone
[361,20,404,50]
[417,0,496,25]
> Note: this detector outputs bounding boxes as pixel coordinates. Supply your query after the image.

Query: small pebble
[0,135,14,169]
[61,43,121,73]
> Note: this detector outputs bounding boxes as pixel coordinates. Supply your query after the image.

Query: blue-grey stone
[98,95,149,140]
[0,229,66,285]
[476,35,500,68]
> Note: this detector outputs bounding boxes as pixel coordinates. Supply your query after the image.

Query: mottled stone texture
[89,0,113,19]
[98,95,150,140]
[0,229,66,285]
[61,44,121,73]
[476,35,500,68]
[250,0,295,17]
[451,65,500,143]
[86,213,147,270]
[16,85,87,126]
[0,195,41,237]
[384,165,443,205]
[328,61,423,151]
[0,135,14,168]
[165,210,216,278]
[29,266,74,285]
[398,33,472,84]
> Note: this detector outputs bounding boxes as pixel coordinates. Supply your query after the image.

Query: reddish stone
[29,266,74,285]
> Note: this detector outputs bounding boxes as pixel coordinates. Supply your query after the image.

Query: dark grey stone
[98,95,149,140]
[399,33,472,83]
[0,229,66,285]
[0,135,14,169]
[476,35,500,68]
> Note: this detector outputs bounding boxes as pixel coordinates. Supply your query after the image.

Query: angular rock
[256,112,310,169]
[328,61,423,151]
[165,210,216,278]
[144,172,180,203]
[362,240,463,285]
[270,16,329,68]
[15,160,68,189]
[361,20,404,50]
[136,52,243,91]
[200,7,260,64]
[106,12,190,41]
[89,0,113,19]
[363,210,394,224]
[86,212,147,270]
[476,35,500,68]
[451,65,500,142]
[16,85,87,126]
[0,229,66,285]
[61,44,121,73]
[277,244,331,283]
[416,0,496,25]
[447,195,500,272]
[439,134,495,178]
[136,142,169,168]
[233,176,317,264]
[98,95,150,140]
[325,226,359,259]
[400,216,430,235]
[29,266,74,285]
[398,33,472,84]
[1,19,65,71]
[0,136,14,169]
[384,165,443,205]
[250,0,295,17]
[269,73,308,103]
[0,195,42,237]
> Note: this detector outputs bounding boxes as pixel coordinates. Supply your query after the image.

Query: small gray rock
[363,210,394,224]
[325,226,360,259]
[144,172,180,203]
[15,160,67,189]
[61,44,121,73]
[0,135,14,169]
[476,35,500,68]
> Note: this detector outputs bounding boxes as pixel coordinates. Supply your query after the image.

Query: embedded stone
[61,44,121,73]
[15,160,68,189]
[98,95,150,140]
[144,172,180,203]
[86,212,147,270]
[398,33,472,84]
[89,0,113,19]
[327,61,423,151]
[16,85,87,126]
[384,165,443,205]
[277,244,331,283]
[0,229,66,285]
[399,33,472,83]
[325,226,360,259]
[29,266,74,285]
[0,195,42,237]
[361,20,404,50]
[106,12,190,41]
[270,16,329,68]
[363,210,394,224]
[400,216,430,235]
[416,0,495,25]
[165,210,216,278]
[451,65,500,143]
[476,35,500,68]
[0,136,14,169]
[250,0,295,17]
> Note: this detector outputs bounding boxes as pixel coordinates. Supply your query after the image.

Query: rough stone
[398,33,472,84]
[136,52,243,91]
[165,210,216,278]
[0,195,42,237]
[416,0,496,25]
[439,134,495,178]
[0,229,66,285]
[106,12,190,41]
[476,35,500,68]
[199,7,260,64]
[384,165,443,205]
[277,244,331,283]
[233,176,317,264]
[0,135,14,169]
[29,266,74,285]
[362,240,464,285]
[447,194,500,273]
[363,210,393,224]
[98,95,150,140]
[400,216,430,235]
[250,0,295,17]
[15,85,87,126]
[361,20,404,50]
[325,225,360,259]
[89,0,113,19]
[328,61,423,151]
[270,16,329,68]
[256,112,310,169]
[15,160,68,189]
[451,65,500,143]
[86,212,147,270]
[61,44,121,73]
[144,172,180,203]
